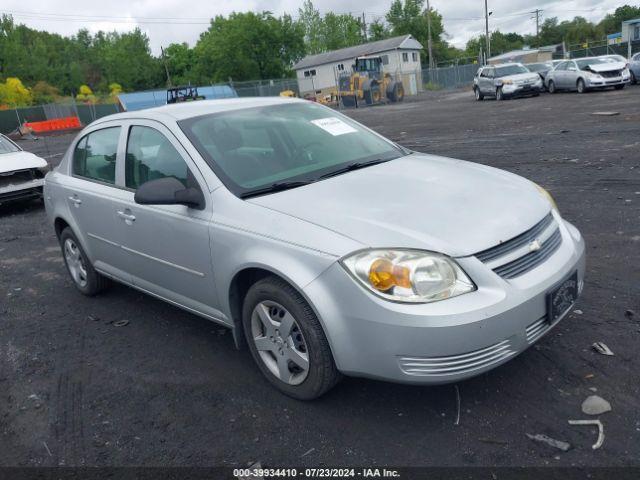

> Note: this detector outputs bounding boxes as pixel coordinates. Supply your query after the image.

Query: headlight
[341,249,476,303]
[501,79,513,85]
[535,183,558,212]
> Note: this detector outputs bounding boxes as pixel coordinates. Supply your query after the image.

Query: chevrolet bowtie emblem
[529,239,542,252]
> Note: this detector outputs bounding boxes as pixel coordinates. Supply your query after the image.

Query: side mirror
[134,177,204,210]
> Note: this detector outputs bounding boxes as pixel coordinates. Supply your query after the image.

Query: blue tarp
[118,85,238,111]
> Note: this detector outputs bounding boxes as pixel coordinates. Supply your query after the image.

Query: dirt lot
[1,86,639,468]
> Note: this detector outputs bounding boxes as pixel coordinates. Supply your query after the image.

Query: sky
[2,0,629,54]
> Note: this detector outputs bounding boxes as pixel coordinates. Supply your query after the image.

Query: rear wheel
[242,276,341,400]
[341,94,356,107]
[474,87,484,101]
[59,227,109,296]
[577,78,586,93]
[547,80,556,94]
[387,81,404,102]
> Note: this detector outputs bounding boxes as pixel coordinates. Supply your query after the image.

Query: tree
[195,12,305,82]
[386,0,455,65]
[298,0,324,55]
[31,81,60,104]
[0,77,33,106]
[163,42,199,86]
[369,19,390,41]
[598,5,640,36]
[76,84,96,103]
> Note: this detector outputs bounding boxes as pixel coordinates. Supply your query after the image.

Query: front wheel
[547,80,556,94]
[495,87,504,101]
[242,277,341,400]
[577,78,586,93]
[474,87,484,101]
[631,71,637,84]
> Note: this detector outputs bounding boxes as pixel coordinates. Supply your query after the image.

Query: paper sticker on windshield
[310,117,357,136]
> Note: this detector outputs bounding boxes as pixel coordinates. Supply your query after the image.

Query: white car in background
[0,133,49,206]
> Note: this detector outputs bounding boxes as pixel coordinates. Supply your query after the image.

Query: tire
[631,71,637,85]
[614,84,625,90]
[577,78,586,94]
[547,80,556,94]
[496,87,504,101]
[59,227,109,296]
[387,81,404,102]
[242,276,341,400]
[341,94,356,108]
[474,87,484,101]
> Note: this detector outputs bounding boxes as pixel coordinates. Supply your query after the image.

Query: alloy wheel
[577,79,585,93]
[64,238,88,288]
[250,300,310,385]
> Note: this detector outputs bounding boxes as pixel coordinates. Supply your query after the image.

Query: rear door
[552,62,567,88]
[61,123,131,282]
[565,61,579,89]
[113,120,222,319]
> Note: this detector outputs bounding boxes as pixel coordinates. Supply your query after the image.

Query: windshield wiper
[240,180,312,199]
[317,158,392,180]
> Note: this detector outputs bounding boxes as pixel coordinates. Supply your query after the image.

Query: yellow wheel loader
[339,56,405,107]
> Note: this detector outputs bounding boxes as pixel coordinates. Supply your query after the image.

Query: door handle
[117,210,136,222]
[68,195,82,206]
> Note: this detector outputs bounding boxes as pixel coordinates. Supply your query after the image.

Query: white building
[293,35,424,98]
[621,18,640,43]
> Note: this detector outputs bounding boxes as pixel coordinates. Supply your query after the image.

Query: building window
[381,55,389,65]
[337,63,344,71]
[303,69,317,77]
[402,52,409,62]
[412,52,418,62]
[635,25,640,40]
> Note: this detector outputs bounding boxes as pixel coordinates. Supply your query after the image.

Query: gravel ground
[1,86,639,468]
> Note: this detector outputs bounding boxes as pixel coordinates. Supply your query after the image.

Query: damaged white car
[545,57,630,93]
[0,133,49,205]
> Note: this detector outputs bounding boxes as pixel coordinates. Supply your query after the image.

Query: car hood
[249,154,551,257]
[0,151,47,173]
[587,61,626,73]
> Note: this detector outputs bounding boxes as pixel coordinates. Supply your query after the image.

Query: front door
[114,121,223,320]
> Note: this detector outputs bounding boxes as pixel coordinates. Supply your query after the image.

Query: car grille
[599,70,622,78]
[398,339,516,377]
[474,213,562,279]
[0,168,42,188]
[525,317,550,344]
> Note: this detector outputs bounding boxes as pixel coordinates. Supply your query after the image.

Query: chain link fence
[568,39,640,59]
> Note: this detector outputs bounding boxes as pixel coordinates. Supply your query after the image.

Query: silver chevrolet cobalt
[45,98,585,399]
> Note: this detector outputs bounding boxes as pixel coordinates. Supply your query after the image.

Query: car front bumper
[585,76,630,87]
[0,178,44,205]
[304,216,586,384]
[502,84,542,97]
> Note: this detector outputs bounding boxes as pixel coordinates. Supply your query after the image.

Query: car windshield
[494,65,528,77]
[576,58,610,70]
[0,135,20,154]
[179,102,406,197]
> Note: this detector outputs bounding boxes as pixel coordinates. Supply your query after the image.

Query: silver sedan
[44,98,585,399]
[546,57,631,93]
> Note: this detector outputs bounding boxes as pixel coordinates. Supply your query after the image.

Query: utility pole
[160,46,172,88]
[362,12,367,41]
[426,0,435,69]
[484,0,491,62]
[531,9,542,47]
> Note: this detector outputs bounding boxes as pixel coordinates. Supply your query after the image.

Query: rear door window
[73,127,120,184]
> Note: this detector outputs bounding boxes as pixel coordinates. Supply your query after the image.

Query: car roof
[92,96,307,125]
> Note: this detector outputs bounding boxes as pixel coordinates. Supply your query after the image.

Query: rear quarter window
[73,127,120,184]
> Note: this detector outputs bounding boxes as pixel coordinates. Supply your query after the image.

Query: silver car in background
[474,63,543,100]
[630,52,640,84]
[0,133,49,206]
[44,98,585,399]
[546,57,631,93]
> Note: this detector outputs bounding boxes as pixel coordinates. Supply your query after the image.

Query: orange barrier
[24,116,82,133]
